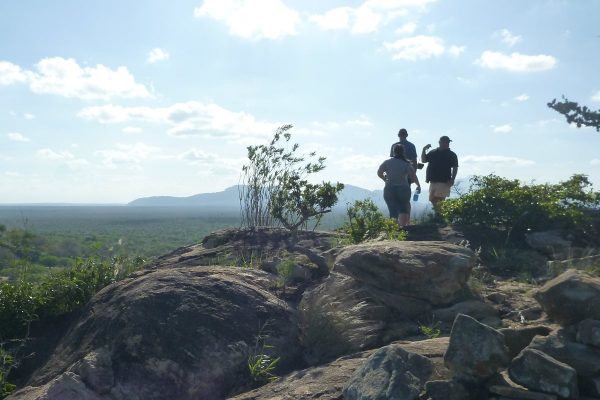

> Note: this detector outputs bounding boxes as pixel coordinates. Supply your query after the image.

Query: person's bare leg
[398,213,410,227]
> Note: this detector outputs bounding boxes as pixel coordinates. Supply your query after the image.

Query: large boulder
[444,314,509,381]
[342,344,433,400]
[498,325,553,359]
[230,338,450,400]
[509,348,578,399]
[9,267,301,400]
[333,241,476,306]
[576,319,600,348]
[533,269,600,325]
[527,330,600,397]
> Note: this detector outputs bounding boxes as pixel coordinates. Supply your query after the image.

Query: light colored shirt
[378,158,414,186]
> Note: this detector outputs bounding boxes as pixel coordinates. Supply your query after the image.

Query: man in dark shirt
[421,135,458,211]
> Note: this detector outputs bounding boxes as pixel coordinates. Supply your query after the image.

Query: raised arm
[421,144,431,163]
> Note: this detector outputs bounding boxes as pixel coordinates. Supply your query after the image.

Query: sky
[1,0,599,204]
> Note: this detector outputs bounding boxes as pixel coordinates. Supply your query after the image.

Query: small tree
[239,125,344,233]
[548,96,600,132]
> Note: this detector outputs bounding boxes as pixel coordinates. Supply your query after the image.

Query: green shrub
[0,346,16,398]
[0,256,145,340]
[440,174,600,242]
[339,199,407,244]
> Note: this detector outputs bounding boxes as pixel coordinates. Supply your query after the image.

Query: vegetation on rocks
[239,125,344,233]
[338,199,407,244]
[440,173,600,242]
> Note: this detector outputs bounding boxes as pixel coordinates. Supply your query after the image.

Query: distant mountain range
[128,184,387,209]
[127,184,431,215]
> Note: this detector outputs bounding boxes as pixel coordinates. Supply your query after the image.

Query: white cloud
[395,22,417,35]
[462,155,535,166]
[24,113,35,119]
[122,126,143,134]
[383,35,445,61]
[79,101,279,139]
[178,148,242,171]
[310,0,435,34]
[310,7,353,30]
[0,61,29,85]
[147,48,170,63]
[591,159,600,166]
[476,51,557,72]
[592,91,600,102]
[492,124,513,133]
[37,148,89,169]
[346,115,373,127]
[447,45,465,57]
[515,93,529,101]
[496,29,522,47]
[194,0,300,40]
[333,153,382,171]
[95,142,160,168]
[7,132,30,142]
[0,57,152,100]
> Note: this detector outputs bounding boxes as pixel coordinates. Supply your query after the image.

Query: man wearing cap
[390,128,417,170]
[421,136,458,211]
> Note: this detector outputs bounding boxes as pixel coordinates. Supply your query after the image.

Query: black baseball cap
[439,135,452,142]
[398,128,408,137]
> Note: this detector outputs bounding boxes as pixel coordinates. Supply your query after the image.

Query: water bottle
[412,188,420,202]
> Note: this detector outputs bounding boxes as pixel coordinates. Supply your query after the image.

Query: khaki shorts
[429,182,451,198]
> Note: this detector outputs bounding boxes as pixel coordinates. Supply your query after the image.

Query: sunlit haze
[1,0,599,203]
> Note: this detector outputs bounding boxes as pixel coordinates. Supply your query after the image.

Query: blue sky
[1,0,599,203]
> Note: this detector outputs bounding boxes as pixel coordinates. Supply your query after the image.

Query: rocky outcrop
[9,267,301,400]
[527,327,600,397]
[297,241,477,363]
[334,241,475,306]
[577,318,600,348]
[342,344,433,400]
[498,325,553,359]
[533,269,600,325]
[444,314,509,381]
[509,348,578,399]
[229,338,450,400]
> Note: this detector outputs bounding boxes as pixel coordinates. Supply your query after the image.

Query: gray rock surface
[434,300,501,328]
[498,325,553,359]
[488,385,558,400]
[577,319,600,348]
[527,330,600,397]
[424,379,471,400]
[509,348,578,399]
[9,267,301,400]
[342,344,433,400]
[333,241,475,306]
[444,314,510,380]
[229,338,450,400]
[533,269,600,325]
[525,230,572,257]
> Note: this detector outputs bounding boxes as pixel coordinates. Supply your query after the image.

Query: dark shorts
[383,184,411,218]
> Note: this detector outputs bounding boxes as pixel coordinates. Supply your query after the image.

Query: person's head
[439,135,452,149]
[392,144,406,159]
[398,128,408,139]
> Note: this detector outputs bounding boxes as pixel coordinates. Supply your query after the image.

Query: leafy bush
[339,199,407,244]
[239,125,344,232]
[439,174,600,242]
[0,256,145,340]
[0,346,16,398]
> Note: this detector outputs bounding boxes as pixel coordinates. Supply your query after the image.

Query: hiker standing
[378,144,421,227]
[421,135,458,213]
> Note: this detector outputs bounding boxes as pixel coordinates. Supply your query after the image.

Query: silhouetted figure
[390,128,417,170]
[378,144,421,227]
[421,136,458,213]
